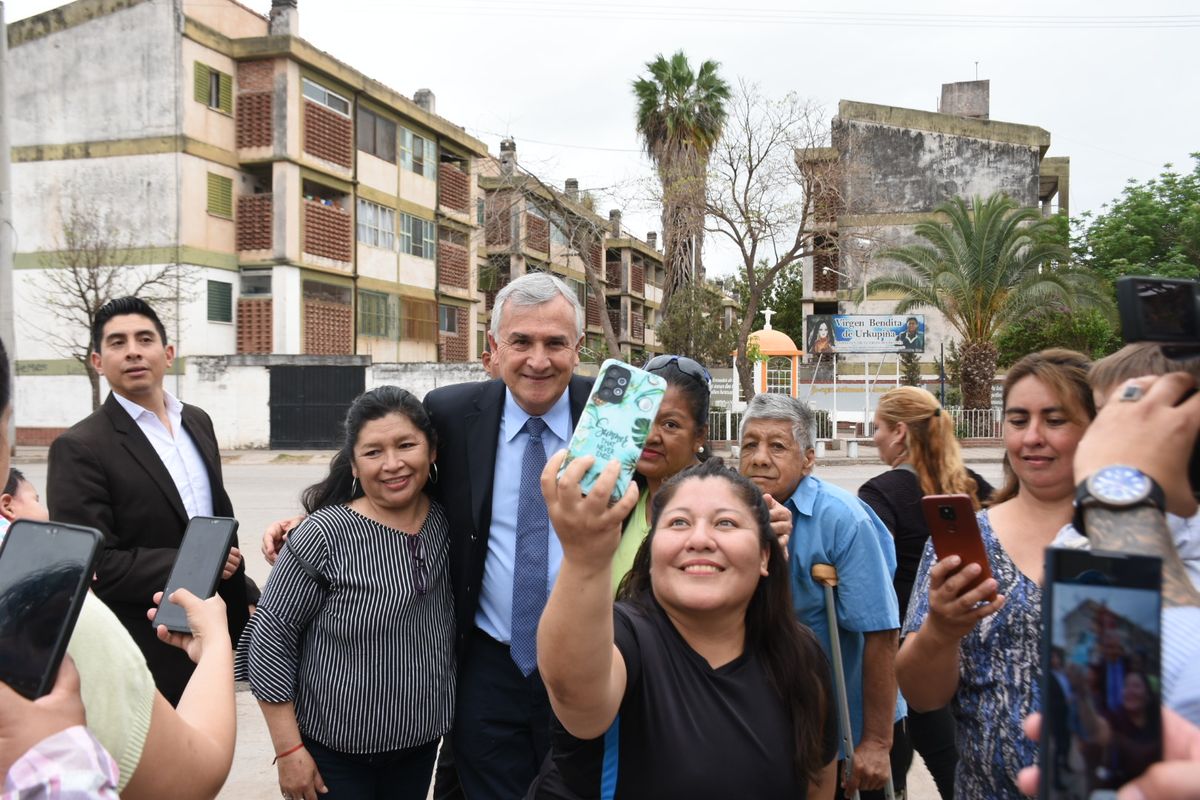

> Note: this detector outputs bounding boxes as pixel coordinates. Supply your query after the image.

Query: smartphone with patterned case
[559,359,667,503]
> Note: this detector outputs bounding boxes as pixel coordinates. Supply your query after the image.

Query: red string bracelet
[273,743,305,764]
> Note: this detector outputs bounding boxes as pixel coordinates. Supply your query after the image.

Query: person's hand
[1018,708,1200,798]
[262,514,306,565]
[1075,373,1200,517]
[147,588,231,664]
[764,493,791,557]
[276,745,328,800]
[924,555,1006,643]
[0,657,87,776]
[843,738,890,795]
[541,451,639,571]
[221,546,242,580]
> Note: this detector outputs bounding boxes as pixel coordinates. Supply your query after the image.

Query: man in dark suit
[424,272,590,799]
[46,297,250,705]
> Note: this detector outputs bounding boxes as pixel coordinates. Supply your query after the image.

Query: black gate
[269,366,365,449]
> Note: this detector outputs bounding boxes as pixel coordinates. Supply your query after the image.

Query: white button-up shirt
[112,391,214,519]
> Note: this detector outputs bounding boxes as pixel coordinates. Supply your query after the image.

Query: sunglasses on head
[643,354,712,390]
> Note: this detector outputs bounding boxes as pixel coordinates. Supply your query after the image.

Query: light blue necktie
[510,416,549,676]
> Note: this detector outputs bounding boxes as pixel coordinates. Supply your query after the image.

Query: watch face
[1088,466,1151,505]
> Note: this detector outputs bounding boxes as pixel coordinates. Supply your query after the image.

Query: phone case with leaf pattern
[560,359,666,503]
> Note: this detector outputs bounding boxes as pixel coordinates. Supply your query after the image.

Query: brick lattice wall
[304,300,353,354]
[238,60,273,92]
[438,240,469,289]
[586,291,601,327]
[608,307,621,335]
[16,427,68,446]
[237,92,273,149]
[237,194,273,251]
[303,200,352,262]
[606,257,621,286]
[439,163,470,213]
[438,307,469,362]
[632,311,644,341]
[631,262,644,294]
[303,100,352,168]
[813,242,839,292]
[590,242,604,275]
[526,214,549,253]
[237,298,273,354]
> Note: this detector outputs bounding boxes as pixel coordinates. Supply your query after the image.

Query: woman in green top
[612,355,711,592]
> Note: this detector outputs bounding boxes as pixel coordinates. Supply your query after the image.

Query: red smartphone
[921,494,996,598]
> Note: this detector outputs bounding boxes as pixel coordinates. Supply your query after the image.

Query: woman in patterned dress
[896,350,1096,799]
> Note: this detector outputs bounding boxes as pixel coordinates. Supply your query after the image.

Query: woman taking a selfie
[858,386,993,799]
[237,386,453,800]
[529,456,837,799]
[896,349,1095,798]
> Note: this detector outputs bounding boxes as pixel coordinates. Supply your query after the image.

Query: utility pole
[0,2,16,452]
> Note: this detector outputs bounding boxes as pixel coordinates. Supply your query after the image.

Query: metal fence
[707,408,834,442]
[708,405,999,442]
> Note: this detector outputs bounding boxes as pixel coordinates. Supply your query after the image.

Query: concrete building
[7,0,488,444]
[797,80,1070,374]
[477,140,665,362]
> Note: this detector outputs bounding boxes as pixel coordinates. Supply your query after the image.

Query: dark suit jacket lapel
[466,380,505,534]
[102,394,189,526]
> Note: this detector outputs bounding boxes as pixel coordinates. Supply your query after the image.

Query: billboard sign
[805,314,926,354]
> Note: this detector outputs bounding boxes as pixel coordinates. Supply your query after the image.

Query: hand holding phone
[148,588,230,664]
[0,521,102,699]
[0,657,88,776]
[921,494,996,597]
[152,517,239,634]
[559,359,666,504]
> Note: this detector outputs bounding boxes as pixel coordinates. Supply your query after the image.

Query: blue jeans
[302,735,438,800]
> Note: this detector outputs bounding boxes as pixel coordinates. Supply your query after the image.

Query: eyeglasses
[405,535,429,597]
[643,354,712,390]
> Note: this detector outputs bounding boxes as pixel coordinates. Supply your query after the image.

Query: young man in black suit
[46,297,250,705]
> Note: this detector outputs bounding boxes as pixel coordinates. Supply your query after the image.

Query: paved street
[16,453,1004,799]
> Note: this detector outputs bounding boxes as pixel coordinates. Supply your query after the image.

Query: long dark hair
[618,459,832,783]
[301,386,437,513]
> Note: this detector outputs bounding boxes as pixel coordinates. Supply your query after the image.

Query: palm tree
[865,193,1107,409]
[632,51,730,307]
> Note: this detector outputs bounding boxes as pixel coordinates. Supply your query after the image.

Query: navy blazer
[424,375,592,660]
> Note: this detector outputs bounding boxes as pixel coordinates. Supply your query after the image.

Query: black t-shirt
[857,467,993,619]
[528,597,838,800]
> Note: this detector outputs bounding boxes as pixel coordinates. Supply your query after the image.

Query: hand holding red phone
[925,555,1006,643]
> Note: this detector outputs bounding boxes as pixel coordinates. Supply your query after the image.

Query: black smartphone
[151,516,239,634]
[1040,548,1162,799]
[0,520,102,699]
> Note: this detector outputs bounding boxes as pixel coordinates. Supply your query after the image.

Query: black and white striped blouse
[236,501,455,754]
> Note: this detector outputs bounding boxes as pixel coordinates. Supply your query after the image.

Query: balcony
[302,199,352,264]
[631,263,645,295]
[437,237,470,290]
[439,162,470,214]
[236,194,272,252]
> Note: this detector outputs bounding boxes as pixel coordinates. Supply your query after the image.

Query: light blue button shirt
[475,388,572,644]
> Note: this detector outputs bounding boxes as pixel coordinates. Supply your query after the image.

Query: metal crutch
[812,563,896,800]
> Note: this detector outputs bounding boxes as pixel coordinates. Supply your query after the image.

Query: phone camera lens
[938,506,956,521]
[613,388,624,397]
[617,377,628,386]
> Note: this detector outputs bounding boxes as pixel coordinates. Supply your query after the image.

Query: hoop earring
[350,477,359,498]
[429,463,439,484]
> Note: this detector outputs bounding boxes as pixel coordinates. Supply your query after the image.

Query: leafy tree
[899,351,922,386]
[1076,155,1200,284]
[633,51,730,306]
[655,280,738,368]
[996,305,1122,367]
[866,194,1107,409]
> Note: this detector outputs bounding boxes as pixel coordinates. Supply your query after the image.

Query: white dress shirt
[112,391,214,519]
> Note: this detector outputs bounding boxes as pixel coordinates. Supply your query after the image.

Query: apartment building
[477,139,665,362]
[6,0,489,442]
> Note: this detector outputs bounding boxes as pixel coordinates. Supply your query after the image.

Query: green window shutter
[218,71,233,115]
[194,62,211,104]
[207,280,233,322]
[207,173,233,218]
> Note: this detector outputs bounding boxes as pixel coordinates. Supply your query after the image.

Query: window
[207,280,233,322]
[399,213,436,259]
[403,298,438,342]
[357,290,396,338]
[206,173,233,218]
[568,278,587,307]
[193,63,232,114]
[356,107,397,163]
[302,77,350,116]
[400,128,436,178]
[439,304,458,334]
[240,272,272,296]
[766,356,792,395]
[356,199,396,250]
[551,221,571,247]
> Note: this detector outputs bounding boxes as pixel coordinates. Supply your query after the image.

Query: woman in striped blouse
[237,386,454,800]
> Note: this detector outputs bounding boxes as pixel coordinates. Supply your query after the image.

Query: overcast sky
[6,0,1198,276]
